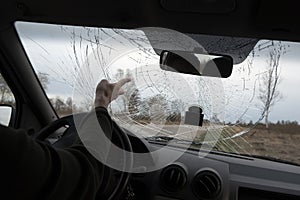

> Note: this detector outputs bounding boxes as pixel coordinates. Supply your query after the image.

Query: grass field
[191,123,300,166]
[121,119,300,166]
[238,124,300,165]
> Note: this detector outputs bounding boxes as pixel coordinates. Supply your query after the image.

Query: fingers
[118,89,125,95]
[95,78,131,108]
[97,78,131,97]
[115,77,132,89]
[96,79,109,93]
[112,77,131,97]
[108,77,131,91]
[99,79,109,85]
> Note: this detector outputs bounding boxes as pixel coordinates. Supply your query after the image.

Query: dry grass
[243,125,300,165]
[164,122,300,166]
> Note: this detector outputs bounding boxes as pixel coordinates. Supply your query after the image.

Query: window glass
[15,21,300,166]
[0,73,15,126]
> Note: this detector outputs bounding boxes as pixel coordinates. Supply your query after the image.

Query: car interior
[1,0,300,199]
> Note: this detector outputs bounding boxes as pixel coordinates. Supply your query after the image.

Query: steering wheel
[35,112,133,200]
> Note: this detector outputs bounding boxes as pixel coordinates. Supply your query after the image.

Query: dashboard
[48,115,300,200]
[128,134,300,200]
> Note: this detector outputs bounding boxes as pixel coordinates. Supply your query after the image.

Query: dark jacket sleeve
[0,107,111,200]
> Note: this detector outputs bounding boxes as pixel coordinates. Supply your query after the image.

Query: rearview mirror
[160,50,233,78]
[0,105,13,126]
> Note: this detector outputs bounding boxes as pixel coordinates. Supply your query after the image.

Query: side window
[0,73,16,126]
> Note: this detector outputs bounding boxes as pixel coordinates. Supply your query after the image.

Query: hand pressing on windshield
[94,78,131,109]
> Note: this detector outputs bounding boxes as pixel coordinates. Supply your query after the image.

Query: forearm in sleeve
[0,107,113,200]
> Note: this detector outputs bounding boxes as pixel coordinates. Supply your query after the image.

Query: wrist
[94,98,109,109]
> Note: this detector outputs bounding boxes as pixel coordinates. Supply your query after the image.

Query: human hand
[94,78,131,109]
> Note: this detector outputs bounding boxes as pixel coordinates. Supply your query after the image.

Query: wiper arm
[145,136,177,143]
[145,136,195,146]
[239,153,300,167]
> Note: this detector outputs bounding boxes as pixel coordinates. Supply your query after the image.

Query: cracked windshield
[16,22,300,166]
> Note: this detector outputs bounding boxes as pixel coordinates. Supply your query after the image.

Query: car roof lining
[1,0,300,43]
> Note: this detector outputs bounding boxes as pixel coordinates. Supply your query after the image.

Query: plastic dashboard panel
[130,140,300,200]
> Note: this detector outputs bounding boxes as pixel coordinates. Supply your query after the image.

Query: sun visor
[145,31,258,65]
[187,34,258,64]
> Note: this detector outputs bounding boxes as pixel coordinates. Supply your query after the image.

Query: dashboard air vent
[192,170,221,199]
[160,164,187,192]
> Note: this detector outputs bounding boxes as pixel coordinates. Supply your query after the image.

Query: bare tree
[258,42,286,128]
[53,97,66,112]
[170,99,185,115]
[147,94,168,121]
[114,68,139,112]
[128,89,141,117]
[65,97,73,113]
[0,74,11,103]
